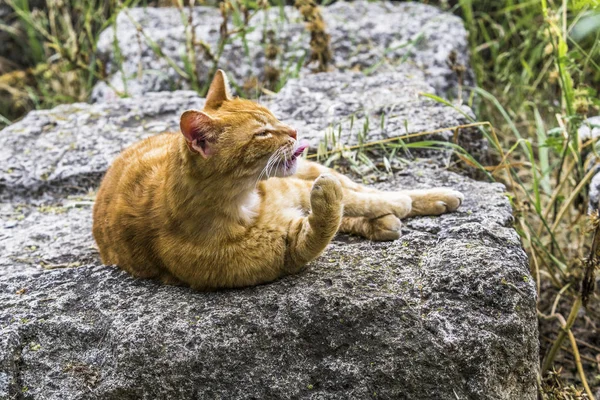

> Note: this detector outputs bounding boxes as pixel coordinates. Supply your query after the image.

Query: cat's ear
[180,110,220,158]
[204,69,232,110]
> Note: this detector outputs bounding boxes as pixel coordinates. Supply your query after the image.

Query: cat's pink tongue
[294,140,309,157]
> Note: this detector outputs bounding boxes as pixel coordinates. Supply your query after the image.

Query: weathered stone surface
[263,69,486,162]
[0,91,201,200]
[1,165,538,399]
[0,71,485,200]
[0,10,534,395]
[91,1,473,103]
[0,200,96,276]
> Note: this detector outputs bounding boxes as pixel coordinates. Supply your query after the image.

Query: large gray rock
[91,1,473,103]
[1,164,538,399]
[0,71,486,201]
[1,29,534,396]
[0,91,201,200]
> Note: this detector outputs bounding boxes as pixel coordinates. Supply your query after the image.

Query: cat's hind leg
[342,191,412,219]
[339,214,402,241]
[286,174,344,269]
[294,160,463,219]
[341,188,463,219]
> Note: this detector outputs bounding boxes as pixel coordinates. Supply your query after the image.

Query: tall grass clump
[0,0,125,123]
[0,0,320,127]
[453,0,600,396]
[331,0,598,395]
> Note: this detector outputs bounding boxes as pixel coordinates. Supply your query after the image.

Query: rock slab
[0,12,536,396]
[1,165,538,399]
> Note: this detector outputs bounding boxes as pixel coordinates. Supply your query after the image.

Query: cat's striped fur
[92,70,463,290]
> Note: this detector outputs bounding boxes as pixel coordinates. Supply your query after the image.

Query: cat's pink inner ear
[204,69,232,110]
[180,110,217,159]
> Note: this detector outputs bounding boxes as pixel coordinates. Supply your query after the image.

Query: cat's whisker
[265,150,278,179]
[254,147,282,188]
[257,158,270,181]
[273,155,283,178]
[267,149,281,179]
[264,148,280,175]
[253,144,295,189]
[256,161,270,186]
[283,145,294,170]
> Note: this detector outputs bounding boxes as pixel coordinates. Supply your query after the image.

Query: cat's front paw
[311,174,343,210]
[310,174,343,233]
[431,188,464,213]
[410,188,464,216]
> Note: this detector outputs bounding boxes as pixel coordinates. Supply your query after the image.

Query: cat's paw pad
[311,174,343,205]
[369,214,402,241]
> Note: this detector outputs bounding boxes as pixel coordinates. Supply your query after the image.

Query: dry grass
[450,1,600,397]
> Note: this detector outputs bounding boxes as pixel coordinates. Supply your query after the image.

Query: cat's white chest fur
[234,190,260,224]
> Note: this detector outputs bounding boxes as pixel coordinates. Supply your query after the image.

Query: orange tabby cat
[93,70,464,290]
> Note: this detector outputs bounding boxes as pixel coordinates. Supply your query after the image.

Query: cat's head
[180,70,307,179]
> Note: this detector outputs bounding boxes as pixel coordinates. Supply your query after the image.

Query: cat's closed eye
[254,130,272,138]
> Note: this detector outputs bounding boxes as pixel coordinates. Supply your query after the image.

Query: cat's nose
[287,128,297,140]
